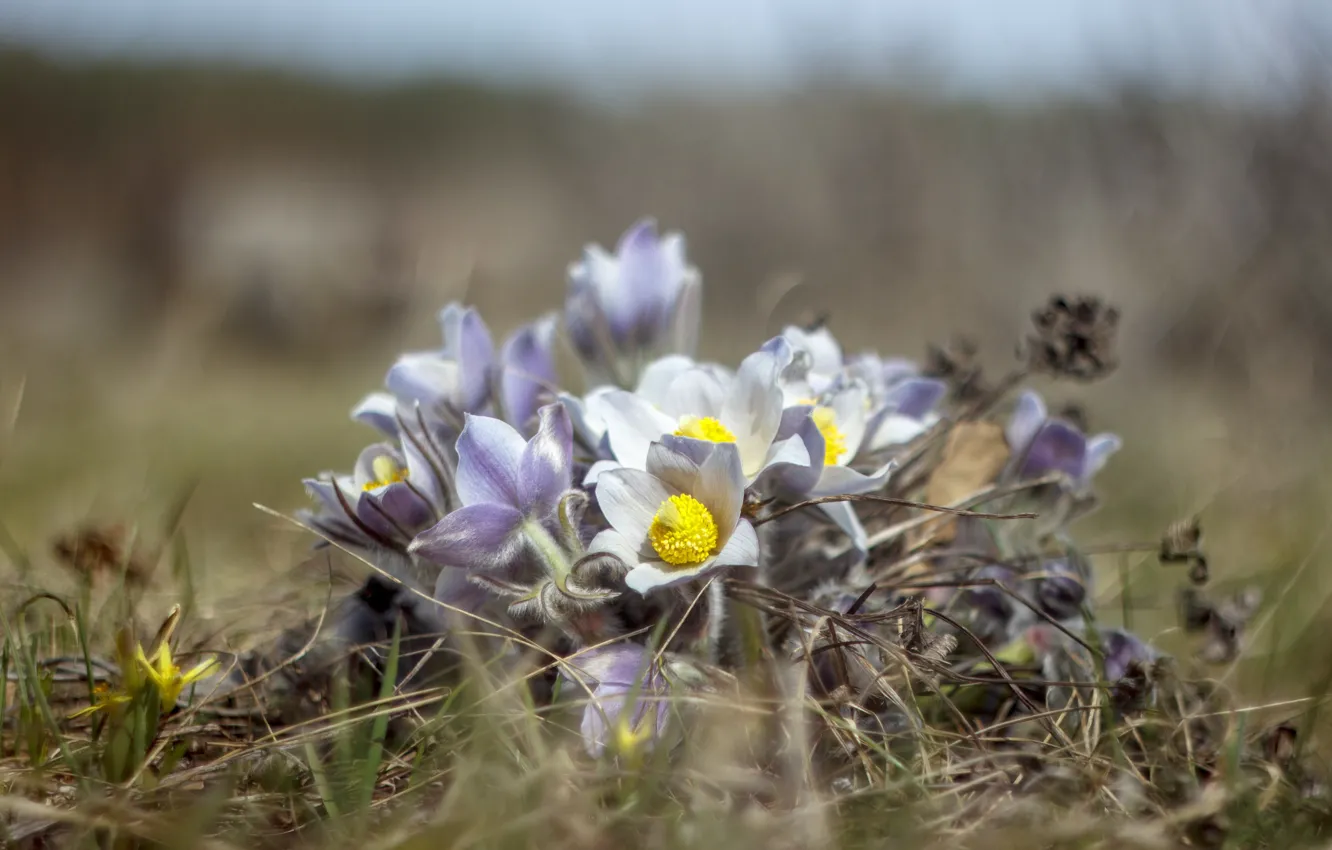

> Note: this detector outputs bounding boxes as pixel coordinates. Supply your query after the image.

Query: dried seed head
[1022,294,1121,381]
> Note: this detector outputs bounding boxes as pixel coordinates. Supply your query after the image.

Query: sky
[1,0,1329,100]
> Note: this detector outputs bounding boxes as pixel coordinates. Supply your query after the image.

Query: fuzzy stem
[522,520,573,588]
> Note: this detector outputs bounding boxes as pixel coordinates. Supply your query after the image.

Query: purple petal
[386,353,459,409]
[1018,420,1088,482]
[433,568,495,619]
[442,305,496,413]
[365,483,435,533]
[811,460,895,497]
[500,315,559,436]
[1006,390,1047,453]
[519,403,574,518]
[455,414,526,507]
[408,503,524,571]
[1083,433,1122,483]
[351,392,400,437]
[669,275,701,357]
[563,281,610,363]
[1101,628,1156,682]
[883,378,947,420]
[565,642,653,688]
[612,218,673,345]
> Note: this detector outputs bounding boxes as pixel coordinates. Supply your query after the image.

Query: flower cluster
[300,217,1162,759]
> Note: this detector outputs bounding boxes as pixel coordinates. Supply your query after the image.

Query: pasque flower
[384,303,497,421]
[409,403,574,583]
[590,438,758,594]
[586,340,807,485]
[300,432,448,553]
[1005,390,1121,489]
[499,312,560,437]
[771,376,895,549]
[562,642,671,758]
[564,218,702,388]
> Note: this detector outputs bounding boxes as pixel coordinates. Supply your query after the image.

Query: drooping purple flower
[1005,391,1120,489]
[561,642,671,758]
[408,403,573,575]
[384,303,496,419]
[564,218,701,387]
[499,313,559,437]
[1099,628,1158,682]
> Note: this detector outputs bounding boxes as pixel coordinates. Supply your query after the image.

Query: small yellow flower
[135,643,220,714]
[68,682,132,719]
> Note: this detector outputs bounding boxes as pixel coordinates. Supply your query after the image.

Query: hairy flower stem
[708,574,767,669]
[523,520,574,589]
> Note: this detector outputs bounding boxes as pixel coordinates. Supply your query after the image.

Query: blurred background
[2,1,1332,698]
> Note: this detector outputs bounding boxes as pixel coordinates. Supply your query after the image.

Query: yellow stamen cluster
[363,454,408,491]
[811,407,849,466]
[648,494,718,567]
[613,712,655,756]
[673,415,736,444]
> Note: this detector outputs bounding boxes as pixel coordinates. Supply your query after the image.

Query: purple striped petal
[1018,420,1088,482]
[519,403,574,518]
[408,502,524,571]
[500,314,558,436]
[455,414,526,507]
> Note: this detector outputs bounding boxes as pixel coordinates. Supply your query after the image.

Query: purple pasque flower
[1099,628,1158,682]
[408,403,573,579]
[564,218,702,387]
[589,439,758,594]
[384,303,496,422]
[562,642,671,758]
[499,313,560,437]
[862,376,948,452]
[1005,390,1120,489]
[300,433,447,553]
[585,340,807,485]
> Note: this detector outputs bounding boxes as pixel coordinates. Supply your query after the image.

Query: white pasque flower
[585,341,807,485]
[590,440,759,594]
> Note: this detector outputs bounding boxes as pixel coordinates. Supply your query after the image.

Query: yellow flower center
[363,455,408,491]
[613,712,655,756]
[673,415,736,443]
[648,494,719,566]
[811,406,848,466]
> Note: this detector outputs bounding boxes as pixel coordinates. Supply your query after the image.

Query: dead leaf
[910,421,1010,548]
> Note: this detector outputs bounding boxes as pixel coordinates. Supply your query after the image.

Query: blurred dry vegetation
[1,47,1332,709]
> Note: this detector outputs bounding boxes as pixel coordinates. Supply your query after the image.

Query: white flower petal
[636,355,696,407]
[713,520,759,568]
[625,558,716,594]
[588,528,652,571]
[591,390,676,471]
[818,501,868,552]
[660,368,725,420]
[596,468,673,544]
[1007,390,1047,452]
[692,443,745,545]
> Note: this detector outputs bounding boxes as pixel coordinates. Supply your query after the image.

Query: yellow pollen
[363,455,408,491]
[811,407,849,466]
[673,415,736,443]
[648,494,719,567]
